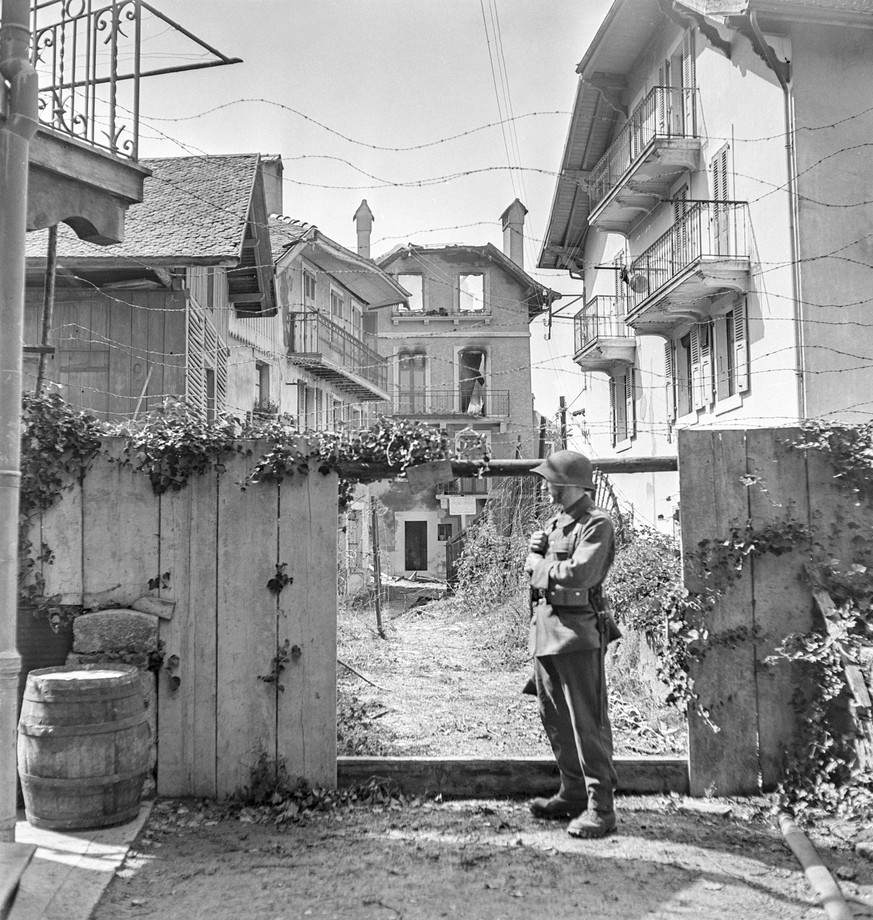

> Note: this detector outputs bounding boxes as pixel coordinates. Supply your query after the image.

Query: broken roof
[379,242,562,319]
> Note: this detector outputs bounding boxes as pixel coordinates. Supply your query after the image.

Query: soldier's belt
[544,586,590,606]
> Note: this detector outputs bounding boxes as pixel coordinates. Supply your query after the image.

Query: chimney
[500,198,528,269]
[261,155,284,215]
[353,199,375,259]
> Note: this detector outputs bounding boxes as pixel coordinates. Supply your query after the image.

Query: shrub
[606,526,681,635]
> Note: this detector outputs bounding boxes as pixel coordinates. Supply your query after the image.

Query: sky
[132,0,614,423]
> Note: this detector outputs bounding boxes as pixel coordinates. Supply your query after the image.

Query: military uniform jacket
[527,495,616,657]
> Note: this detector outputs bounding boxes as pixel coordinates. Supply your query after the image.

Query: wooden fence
[679,428,865,796]
[24,439,338,798]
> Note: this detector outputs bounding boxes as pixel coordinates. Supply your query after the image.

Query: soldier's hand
[528,530,548,555]
[524,552,543,575]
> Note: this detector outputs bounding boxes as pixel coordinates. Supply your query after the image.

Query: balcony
[625,201,751,334]
[573,296,636,374]
[26,1,239,244]
[589,86,702,235]
[287,311,389,401]
[393,388,510,419]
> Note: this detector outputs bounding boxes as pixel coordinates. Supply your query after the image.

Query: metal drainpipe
[0,0,39,842]
[748,9,807,420]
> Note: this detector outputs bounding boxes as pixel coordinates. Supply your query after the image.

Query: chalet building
[366,200,561,578]
[538,0,873,528]
[270,212,408,430]
[24,154,282,421]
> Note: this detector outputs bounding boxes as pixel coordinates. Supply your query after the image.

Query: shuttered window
[692,322,714,410]
[712,143,731,255]
[733,299,749,394]
[665,340,677,421]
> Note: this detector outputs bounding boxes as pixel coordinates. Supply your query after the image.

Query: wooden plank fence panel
[277,465,338,787]
[216,445,279,796]
[188,470,220,797]
[38,479,83,604]
[156,483,193,796]
[680,429,758,796]
[746,428,813,789]
[81,444,158,602]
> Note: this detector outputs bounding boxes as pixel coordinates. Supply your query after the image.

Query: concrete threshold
[338,755,690,798]
[9,803,152,920]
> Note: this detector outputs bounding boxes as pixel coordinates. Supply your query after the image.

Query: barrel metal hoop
[18,714,148,737]
[18,769,148,789]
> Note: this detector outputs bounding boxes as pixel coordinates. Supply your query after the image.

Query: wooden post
[559,396,567,449]
[370,497,385,639]
[35,224,58,392]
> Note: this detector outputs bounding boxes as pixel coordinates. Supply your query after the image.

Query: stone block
[73,609,159,655]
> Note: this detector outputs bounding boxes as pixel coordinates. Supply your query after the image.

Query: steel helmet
[531,450,595,489]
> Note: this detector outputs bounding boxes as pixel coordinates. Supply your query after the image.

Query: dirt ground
[91,594,873,918]
[336,593,685,758]
[94,796,873,920]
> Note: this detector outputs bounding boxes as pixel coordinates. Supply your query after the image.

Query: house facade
[539,0,873,530]
[368,200,561,578]
[271,215,408,429]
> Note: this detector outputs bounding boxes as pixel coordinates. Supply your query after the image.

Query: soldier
[524,449,619,838]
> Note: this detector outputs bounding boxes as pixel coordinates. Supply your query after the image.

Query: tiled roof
[269,215,316,261]
[26,154,260,262]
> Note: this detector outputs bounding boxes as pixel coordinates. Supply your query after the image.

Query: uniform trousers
[534,648,618,813]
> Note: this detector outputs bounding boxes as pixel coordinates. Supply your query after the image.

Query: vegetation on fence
[17,392,459,618]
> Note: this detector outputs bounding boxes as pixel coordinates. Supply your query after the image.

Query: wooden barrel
[17,664,150,830]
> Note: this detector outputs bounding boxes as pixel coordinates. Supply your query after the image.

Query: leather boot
[567,808,617,838]
[529,795,587,820]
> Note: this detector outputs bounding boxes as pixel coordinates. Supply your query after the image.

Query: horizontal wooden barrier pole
[450,456,678,476]
[337,756,689,798]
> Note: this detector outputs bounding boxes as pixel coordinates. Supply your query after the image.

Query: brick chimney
[353,199,375,259]
[260,155,284,215]
[500,198,528,269]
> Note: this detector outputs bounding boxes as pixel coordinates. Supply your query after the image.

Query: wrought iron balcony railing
[288,311,388,393]
[439,477,490,496]
[573,296,632,353]
[393,388,510,418]
[627,201,750,314]
[30,1,241,161]
[589,86,699,208]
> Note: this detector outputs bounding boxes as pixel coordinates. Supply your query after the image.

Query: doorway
[404,520,428,571]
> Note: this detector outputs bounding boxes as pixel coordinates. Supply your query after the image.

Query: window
[437,523,453,542]
[609,367,636,446]
[350,298,364,337]
[714,300,749,401]
[711,144,731,255]
[669,334,695,418]
[398,274,423,312]
[254,361,270,410]
[303,269,317,307]
[459,274,485,312]
[691,322,714,410]
[397,349,427,413]
[458,348,486,415]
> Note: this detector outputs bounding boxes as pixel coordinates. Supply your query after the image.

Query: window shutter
[699,322,713,407]
[682,29,696,134]
[682,29,695,87]
[690,324,703,409]
[664,340,677,421]
[657,63,667,135]
[609,377,617,447]
[734,301,749,393]
[711,144,730,254]
[626,366,637,438]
